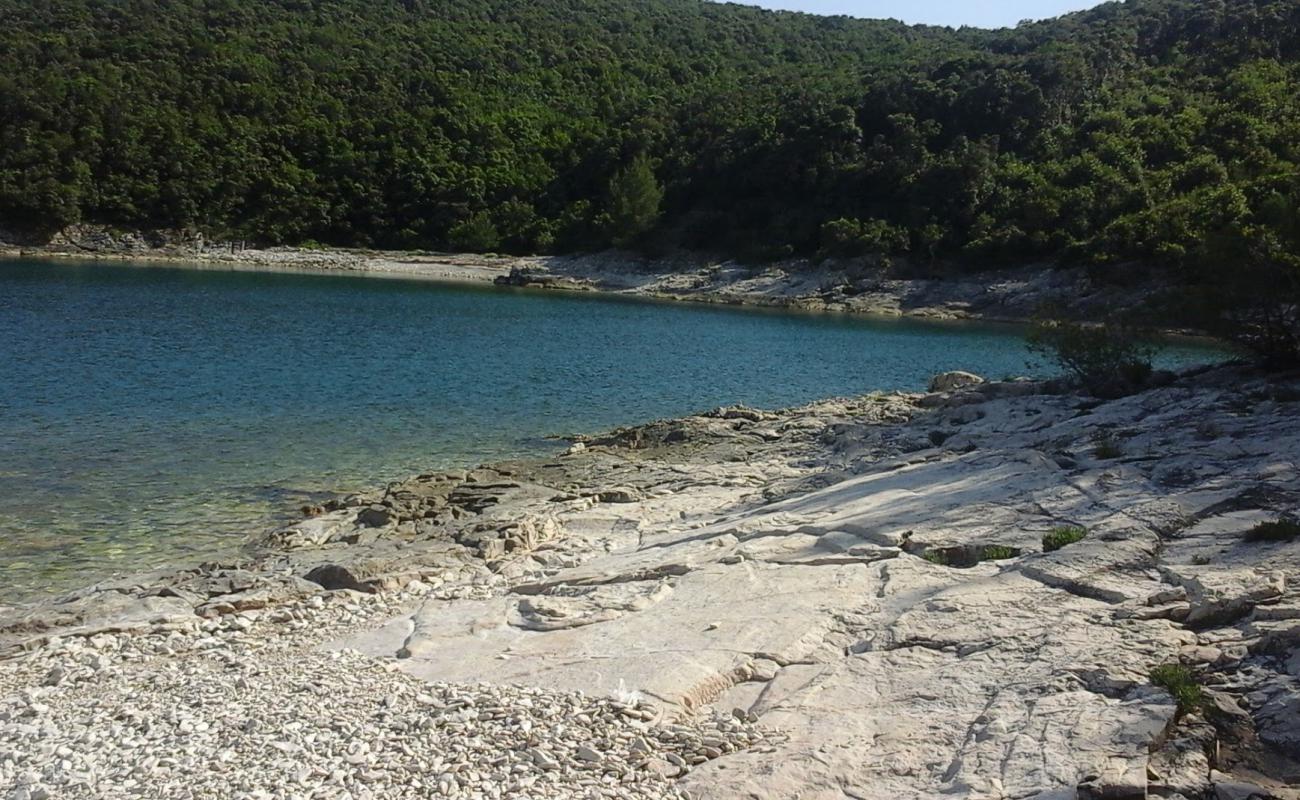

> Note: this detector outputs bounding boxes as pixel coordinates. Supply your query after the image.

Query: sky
[739,1,1107,29]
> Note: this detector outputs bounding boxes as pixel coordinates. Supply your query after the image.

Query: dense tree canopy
[1,0,1298,279]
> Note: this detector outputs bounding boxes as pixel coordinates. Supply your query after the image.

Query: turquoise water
[0,259,1223,599]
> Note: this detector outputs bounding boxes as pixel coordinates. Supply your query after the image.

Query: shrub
[1243,517,1300,542]
[1043,525,1088,552]
[1188,222,1300,369]
[1092,431,1124,460]
[819,217,910,258]
[1151,664,1203,717]
[447,212,500,252]
[1027,313,1155,396]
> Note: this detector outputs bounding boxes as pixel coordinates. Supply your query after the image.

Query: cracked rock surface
[339,368,1300,798]
[4,366,1300,798]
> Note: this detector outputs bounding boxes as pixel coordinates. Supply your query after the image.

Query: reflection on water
[0,259,1226,600]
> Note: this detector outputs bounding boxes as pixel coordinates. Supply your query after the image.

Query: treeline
[0,0,1298,283]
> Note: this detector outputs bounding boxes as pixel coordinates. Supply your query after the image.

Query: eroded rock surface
[334,367,1300,799]
[4,367,1300,798]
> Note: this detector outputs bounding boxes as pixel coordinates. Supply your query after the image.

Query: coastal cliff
[3,366,1298,798]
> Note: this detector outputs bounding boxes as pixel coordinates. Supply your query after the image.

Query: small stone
[529,748,560,771]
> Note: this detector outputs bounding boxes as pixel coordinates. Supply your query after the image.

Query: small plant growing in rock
[920,544,1021,567]
[1043,525,1088,552]
[1092,431,1123,460]
[981,545,1020,561]
[1194,421,1221,441]
[1151,664,1203,717]
[1243,517,1300,542]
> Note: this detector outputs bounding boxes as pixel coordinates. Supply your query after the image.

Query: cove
[0,259,1222,599]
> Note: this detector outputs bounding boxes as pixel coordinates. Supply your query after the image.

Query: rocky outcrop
[928,370,986,393]
[334,366,1300,798]
[492,265,593,291]
[3,367,1299,798]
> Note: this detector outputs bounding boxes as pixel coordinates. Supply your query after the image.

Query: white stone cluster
[1,637,762,800]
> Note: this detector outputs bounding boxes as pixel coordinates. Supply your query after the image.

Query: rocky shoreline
[4,365,1300,798]
[0,224,1179,326]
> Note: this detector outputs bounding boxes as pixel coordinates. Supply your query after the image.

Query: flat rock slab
[365,559,879,710]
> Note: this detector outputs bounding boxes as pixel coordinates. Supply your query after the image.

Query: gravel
[1,586,768,799]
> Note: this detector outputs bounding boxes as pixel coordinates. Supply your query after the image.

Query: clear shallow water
[0,259,1224,599]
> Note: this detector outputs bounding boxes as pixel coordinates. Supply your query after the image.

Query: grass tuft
[921,545,1019,567]
[1043,525,1088,552]
[1151,664,1203,717]
[981,545,1020,561]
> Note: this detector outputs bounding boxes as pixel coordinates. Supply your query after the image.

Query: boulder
[597,487,643,503]
[304,564,378,594]
[356,504,393,528]
[928,370,986,393]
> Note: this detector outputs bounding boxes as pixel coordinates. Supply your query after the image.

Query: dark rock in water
[304,564,377,594]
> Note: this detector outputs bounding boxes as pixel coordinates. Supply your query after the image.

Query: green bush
[1092,432,1124,460]
[1243,517,1300,542]
[1151,664,1203,717]
[447,213,501,253]
[1189,223,1300,369]
[819,218,910,258]
[1027,315,1155,396]
[1043,525,1088,552]
[605,156,664,248]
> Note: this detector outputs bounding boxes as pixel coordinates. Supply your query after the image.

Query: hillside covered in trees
[1,0,1298,278]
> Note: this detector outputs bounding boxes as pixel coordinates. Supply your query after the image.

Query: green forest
[1,0,1298,281]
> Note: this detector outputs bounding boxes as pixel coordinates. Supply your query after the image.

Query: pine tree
[606,156,663,248]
